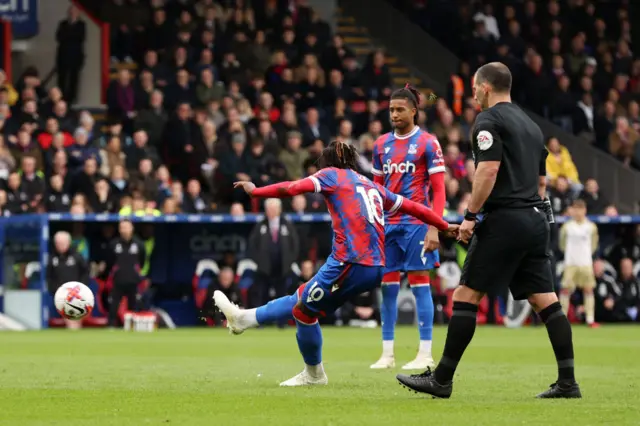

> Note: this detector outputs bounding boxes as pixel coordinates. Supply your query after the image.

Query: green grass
[0,326,638,426]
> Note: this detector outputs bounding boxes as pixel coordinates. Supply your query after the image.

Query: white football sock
[382,340,394,357]
[306,363,325,377]
[242,308,258,328]
[418,340,432,356]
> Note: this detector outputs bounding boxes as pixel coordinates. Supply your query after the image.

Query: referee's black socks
[539,301,575,382]
[434,302,478,384]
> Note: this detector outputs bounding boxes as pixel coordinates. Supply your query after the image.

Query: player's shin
[409,275,434,355]
[433,301,478,384]
[559,290,571,316]
[292,305,326,379]
[539,301,576,382]
[255,294,297,325]
[380,273,400,349]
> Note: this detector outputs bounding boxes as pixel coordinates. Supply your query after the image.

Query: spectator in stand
[579,178,608,215]
[134,90,167,150]
[107,70,136,131]
[5,172,28,214]
[11,129,43,171]
[609,116,639,167]
[279,131,308,180]
[546,137,580,189]
[91,178,118,213]
[548,176,574,216]
[99,136,126,178]
[38,118,72,150]
[0,135,15,180]
[67,128,100,173]
[182,179,210,214]
[19,155,45,210]
[55,5,85,104]
[125,130,160,171]
[301,107,330,147]
[109,164,129,202]
[444,144,466,181]
[0,69,18,106]
[46,174,71,212]
[617,258,640,322]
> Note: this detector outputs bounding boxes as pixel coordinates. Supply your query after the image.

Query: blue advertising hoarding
[0,0,38,39]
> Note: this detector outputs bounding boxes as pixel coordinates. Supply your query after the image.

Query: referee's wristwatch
[463,209,478,222]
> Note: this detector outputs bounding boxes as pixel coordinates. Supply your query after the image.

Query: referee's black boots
[396,368,453,399]
[536,380,582,399]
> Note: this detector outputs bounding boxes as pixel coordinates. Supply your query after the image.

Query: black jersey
[471,102,548,212]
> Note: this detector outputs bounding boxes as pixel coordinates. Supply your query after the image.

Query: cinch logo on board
[382,160,416,174]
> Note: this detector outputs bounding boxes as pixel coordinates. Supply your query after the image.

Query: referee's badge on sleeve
[477,130,493,151]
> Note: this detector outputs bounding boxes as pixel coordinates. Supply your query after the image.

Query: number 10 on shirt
[357,186,385,226]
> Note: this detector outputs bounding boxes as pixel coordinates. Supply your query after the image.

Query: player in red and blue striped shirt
[214,140,457,387]
[370,85,447,370]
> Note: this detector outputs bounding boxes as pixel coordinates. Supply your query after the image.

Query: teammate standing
[370,85,446,370]
[559,199,600,328]
[215,141,458,387]
[396,62,582,399]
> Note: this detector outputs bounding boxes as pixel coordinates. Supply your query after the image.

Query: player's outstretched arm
[398,197,459,237]
[234,179,316,198]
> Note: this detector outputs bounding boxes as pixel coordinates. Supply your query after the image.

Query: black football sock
[434,301,478,384]
[539,301,575,382]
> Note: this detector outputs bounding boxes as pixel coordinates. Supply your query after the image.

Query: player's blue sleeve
[371,143,383,177]
[376,183,404,214]
[425,138,446,175]
[309,168,338,193]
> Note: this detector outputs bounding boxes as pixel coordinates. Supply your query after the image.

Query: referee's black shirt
[471,102,547,212]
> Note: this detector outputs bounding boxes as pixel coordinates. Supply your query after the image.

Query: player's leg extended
[280,260,352,386]
[370,271,400,369]
[213,290,297,334]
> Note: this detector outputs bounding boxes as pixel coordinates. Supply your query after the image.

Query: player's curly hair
[391,83,421,124]
[319,139,359,170]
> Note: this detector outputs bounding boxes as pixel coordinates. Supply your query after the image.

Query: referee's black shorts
[460,206,554,300]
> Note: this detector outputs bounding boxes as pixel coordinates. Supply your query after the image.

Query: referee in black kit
[396,63,581,399]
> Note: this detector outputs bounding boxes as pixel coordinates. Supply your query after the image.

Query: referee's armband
[541,198,555,224]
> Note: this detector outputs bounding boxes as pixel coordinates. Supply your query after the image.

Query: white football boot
[370,355,396,369]
[401,355,435,370]
[213,290,255,335]
[280,364,328,387]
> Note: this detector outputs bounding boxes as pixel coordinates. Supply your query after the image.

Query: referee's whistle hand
[458,219,476,243]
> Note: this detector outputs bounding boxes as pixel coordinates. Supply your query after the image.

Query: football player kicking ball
[214,140,458,387]
[370,85,446,370]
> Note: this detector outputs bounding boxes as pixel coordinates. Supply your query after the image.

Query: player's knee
[407,272,430,287]
[292,301,319,325]
[452,285,484,305]
[527,292,559,313]
[382,271,401,284]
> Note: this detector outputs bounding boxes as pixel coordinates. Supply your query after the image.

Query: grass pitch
[0,326,638,426]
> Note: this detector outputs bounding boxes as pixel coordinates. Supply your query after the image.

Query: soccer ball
[54,282,95,320]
